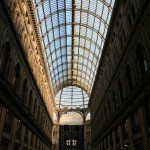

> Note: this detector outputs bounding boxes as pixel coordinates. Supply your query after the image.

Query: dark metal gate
[60,125,84,150]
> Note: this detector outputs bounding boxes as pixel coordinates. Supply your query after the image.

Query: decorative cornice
[26,0,55,101]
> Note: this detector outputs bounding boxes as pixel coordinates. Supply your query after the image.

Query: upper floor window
[34,99,38,116]
[0,42,11,78]
[28,90,33,111]
[136,43,148,76]
[12,63,21,90]
[22,79,28,104]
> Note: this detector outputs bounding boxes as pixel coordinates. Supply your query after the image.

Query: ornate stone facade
[0,0,54,149]
[89,0,150,149]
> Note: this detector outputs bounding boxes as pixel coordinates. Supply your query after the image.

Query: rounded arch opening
[59,111,83,125]
[55,86,89,109]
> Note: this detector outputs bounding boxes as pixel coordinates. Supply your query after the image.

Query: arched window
[136,43,148,76]
[12,63,21,90]
[34,99,37,117]
[0,42,11,78]
[37,106,41,122]
[126,64,133,91]
[22,79,28,104]
[28,90,33,112]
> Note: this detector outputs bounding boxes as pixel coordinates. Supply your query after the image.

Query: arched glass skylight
[55,86,89,109]
[33,0,115,95]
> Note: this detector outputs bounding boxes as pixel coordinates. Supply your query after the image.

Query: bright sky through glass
[33,0,115,108]
[55,86,89,109]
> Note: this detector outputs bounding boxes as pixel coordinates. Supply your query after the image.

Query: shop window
[144,98,150,126]
[122,119,128,139]
[135,142,144,150]
[101,140,104,150]
[24,126,28,144]
[131,111,141,134]
[110,132,113,145]
[35,137,37,148]
[106,136,109,148]
[16,119,21,139]
[3,109,13,134]
[0,141,8,150]
[30,132,33,146]
[13,143,20,150]
[115,127,120,143]
[87,142,90,150]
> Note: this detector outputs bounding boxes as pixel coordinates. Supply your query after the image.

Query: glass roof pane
[55,86,89,109]
[33,0,116,101]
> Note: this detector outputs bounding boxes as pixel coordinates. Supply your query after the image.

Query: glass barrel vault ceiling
[32,0,115,108]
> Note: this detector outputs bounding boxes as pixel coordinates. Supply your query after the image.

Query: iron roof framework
[33,0,115,109]
[55,86,88,109]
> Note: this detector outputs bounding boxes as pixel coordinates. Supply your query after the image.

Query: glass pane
[55,86,89,109]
